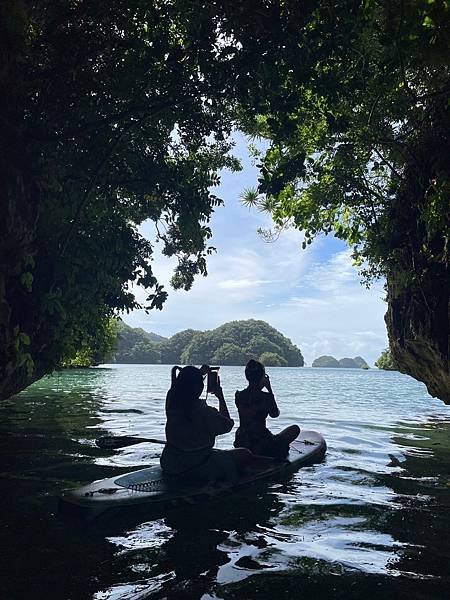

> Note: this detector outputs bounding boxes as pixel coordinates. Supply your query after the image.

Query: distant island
[312,355,369,369]
[114,319,304,367]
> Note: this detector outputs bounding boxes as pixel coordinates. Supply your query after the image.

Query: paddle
[96,435,166,450]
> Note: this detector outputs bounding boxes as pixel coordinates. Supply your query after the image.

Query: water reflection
[94,489,284,599]
[1,367,450,599]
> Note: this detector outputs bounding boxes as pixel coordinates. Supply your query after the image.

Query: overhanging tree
[0,0,241,399]
[225,0,450,402]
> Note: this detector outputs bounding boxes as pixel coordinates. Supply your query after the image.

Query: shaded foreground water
[1,365,450,599]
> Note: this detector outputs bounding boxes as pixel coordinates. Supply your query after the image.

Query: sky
[123,133,388,366]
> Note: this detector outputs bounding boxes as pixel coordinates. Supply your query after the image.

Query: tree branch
[372,147,403,181]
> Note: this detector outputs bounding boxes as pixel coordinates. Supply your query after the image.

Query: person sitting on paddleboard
[161,365,273,485]
[234,359,300,459]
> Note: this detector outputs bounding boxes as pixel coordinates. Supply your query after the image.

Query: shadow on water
[0,369,154,600]
[1,367,450,599]
[84,490,284,600]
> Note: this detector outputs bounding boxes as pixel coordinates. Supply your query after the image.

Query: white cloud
[127,225,313,329]
[299,249,358,292]
[125,242,388,366]
[284,297,329,308]
[219,278,277,290]
[249,250,388,365]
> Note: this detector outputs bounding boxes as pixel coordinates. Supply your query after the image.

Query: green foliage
[211,343,247,366]
[61,318,119,368]
[113,320,165,363]
[1,1,244,398]
[259,352,288,367]
[312,356,340,368]
[232,1,450,287]
[181,320,303,366]
[375,349,398,371]
[353,356,370,369]
[113,319,303,366]
[119,341,161,365]
[160,330,200,364]
[339,357,367,369]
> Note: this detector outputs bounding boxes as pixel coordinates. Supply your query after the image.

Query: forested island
[312,356,369,369]
[114,319,304,367]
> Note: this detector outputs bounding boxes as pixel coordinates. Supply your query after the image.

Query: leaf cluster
[229,0,450,284]
[375,348,398,371]
[1,0,246,394]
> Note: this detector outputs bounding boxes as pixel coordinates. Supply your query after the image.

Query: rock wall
[385,268,450,404]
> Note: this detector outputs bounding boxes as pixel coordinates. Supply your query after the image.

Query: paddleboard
[60,430,326,516]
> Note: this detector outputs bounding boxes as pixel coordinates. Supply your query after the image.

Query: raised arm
[264,375,280,418]
[202,382,233,435]
[214,382,233,422]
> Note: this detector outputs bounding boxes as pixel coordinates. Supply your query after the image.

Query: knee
[281,425,300,442]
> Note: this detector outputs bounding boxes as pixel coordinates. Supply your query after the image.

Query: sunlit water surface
[1,365,450,599]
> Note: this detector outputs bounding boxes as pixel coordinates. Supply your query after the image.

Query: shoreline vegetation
[375,349,398,371]
[113,319,304,367]
[62,319,390,370]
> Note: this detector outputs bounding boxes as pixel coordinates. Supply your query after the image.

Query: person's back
[161,366,234,481]
[161,365,263,485]
[165,397,233,453]
[234,386,275,450]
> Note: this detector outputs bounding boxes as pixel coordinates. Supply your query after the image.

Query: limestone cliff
[385,271,450,404]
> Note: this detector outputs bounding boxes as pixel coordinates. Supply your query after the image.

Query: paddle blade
[96,436,152,450]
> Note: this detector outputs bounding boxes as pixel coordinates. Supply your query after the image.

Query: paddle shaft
[96,435,166,449]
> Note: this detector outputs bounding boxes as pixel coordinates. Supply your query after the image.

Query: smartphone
[207,367,220,393]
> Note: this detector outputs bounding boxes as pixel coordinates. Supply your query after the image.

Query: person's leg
[190,449,274,486]
[228,447,277,472]
[277,424,300,446]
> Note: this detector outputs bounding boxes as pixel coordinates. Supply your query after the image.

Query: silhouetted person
[234,359,300,459]
[161,365,272,485]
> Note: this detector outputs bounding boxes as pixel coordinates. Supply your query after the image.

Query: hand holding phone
[207,366,220,394]
[213,377,223,398]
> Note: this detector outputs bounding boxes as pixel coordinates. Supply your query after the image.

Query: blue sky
[124,133,388,366]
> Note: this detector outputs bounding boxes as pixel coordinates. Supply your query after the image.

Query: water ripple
[1,365,450,599]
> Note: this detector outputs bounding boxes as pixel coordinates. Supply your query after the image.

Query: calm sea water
[1,365,450,600]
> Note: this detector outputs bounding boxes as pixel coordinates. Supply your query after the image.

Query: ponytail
[171,365,181,386]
